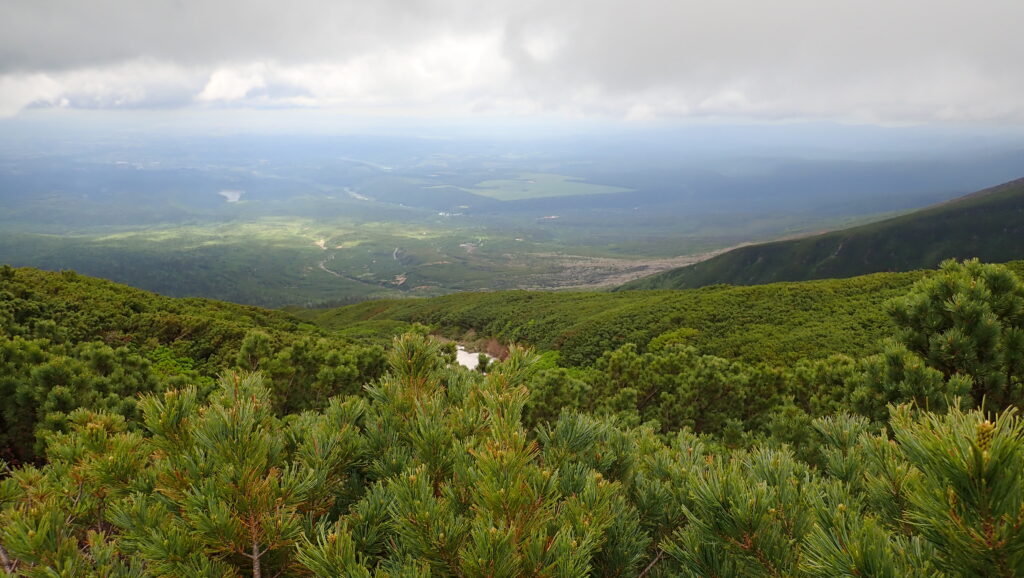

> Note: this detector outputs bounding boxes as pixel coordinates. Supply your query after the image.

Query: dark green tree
[886,259,1024,410]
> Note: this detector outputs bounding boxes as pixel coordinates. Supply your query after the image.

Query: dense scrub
[302,270,929,366]
[0,259,1023,575]
[310,260,1024,369]
[0,266,385,464]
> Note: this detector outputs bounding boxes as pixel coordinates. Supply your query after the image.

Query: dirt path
[317,255,395,289]
[317,259,344,278]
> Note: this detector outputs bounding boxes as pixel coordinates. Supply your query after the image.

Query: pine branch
[637,385,662,411]
[0,543,16,575]
[252,540,262,578]
[64,481,85,527]
[638,548,664,578]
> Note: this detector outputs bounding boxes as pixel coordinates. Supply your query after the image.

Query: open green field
[2,131,984,307]
[0,199,959,308]
[0,215,721,307]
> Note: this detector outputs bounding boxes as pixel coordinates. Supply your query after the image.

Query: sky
[2,0,1023,126]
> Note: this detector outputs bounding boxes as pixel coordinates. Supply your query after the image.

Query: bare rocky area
[516,244,749,290]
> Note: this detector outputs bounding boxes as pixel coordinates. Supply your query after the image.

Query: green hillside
[4,259,1024,575]
[306,260,1024,366]
[0,266,387,464]
[620,177,1024,290]
[299,269,935,366]
[6,260,1024,573]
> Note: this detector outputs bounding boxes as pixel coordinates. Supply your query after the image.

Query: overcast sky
[2,0,1022,125]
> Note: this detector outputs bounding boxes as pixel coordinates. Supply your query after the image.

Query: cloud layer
[2,0,1022,122]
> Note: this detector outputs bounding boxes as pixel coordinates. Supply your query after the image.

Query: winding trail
[316,254,397,288]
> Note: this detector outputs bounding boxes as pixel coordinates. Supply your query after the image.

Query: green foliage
[256,335,386,414]
[110,373,362,576]
[886,258,1024,409]
[475,352,491,373]
[308,268,926,366]
[295,520,373,577]
[0,336,163,464]
[892,405,1024,576]
[847,259,1024,420]
[0,267,385,463]
[584,344,786,436]
[0,336,657,575]
[522,367,592,429]
[3,261,1024,575]
[236,330,273,371]
[658,405,1024,577]
[665,447,817,577]
[523,343,856,443]
[850,340,972,422]
[2,330,1024,576]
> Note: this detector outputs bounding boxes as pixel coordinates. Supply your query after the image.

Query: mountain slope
[302,270,926,366]
[303,260,1024,367]
[619,177,1024,290]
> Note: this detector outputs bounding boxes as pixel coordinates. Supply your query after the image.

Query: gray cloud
[0,0,492,72]
[1,0,1022,122]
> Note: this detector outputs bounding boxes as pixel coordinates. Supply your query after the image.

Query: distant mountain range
[619,177,1024,290]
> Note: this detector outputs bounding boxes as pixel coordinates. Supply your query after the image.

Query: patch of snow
[456,346,493,370]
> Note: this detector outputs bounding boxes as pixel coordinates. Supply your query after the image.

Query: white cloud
[522,29,565,63]
[0,60,204,113]
[0,73,63,116]
[272,32,509,106]
[197,66,267,102]
[0,0,1022,123]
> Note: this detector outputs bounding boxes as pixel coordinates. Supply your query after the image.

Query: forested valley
[1,258,1024,576]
